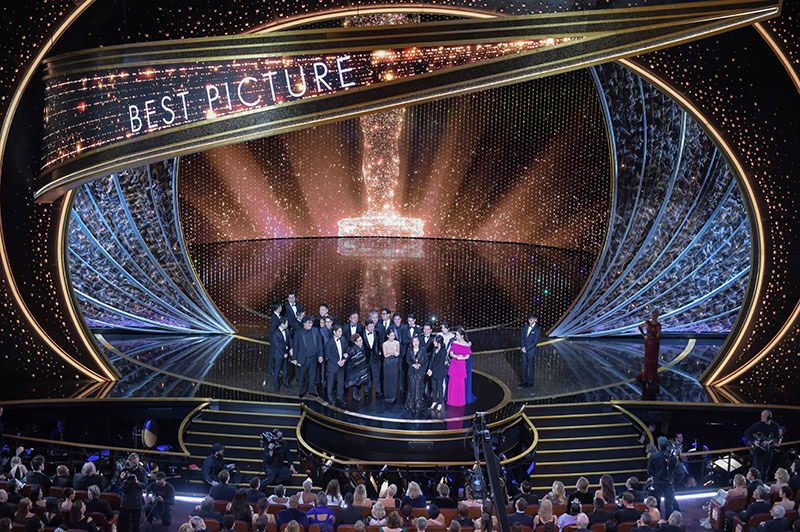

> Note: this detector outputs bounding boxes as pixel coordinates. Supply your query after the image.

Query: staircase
[525,402,649,493]
[182,399,311,492]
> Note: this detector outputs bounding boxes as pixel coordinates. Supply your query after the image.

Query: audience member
[326,480,343,507]
[533,499,557,528]
[432,484,457,509]
[644,496,661,523]
[24,456,51,495]
[507,498,533,528]
[0,518,10,532]
[588,497,612,525]
[41,498,64,528]
[191,497,222,522]
[474,513,492,532]
[179,522,195,532]
[70,500,98,532]
[454,503,472,527]
[353,521,366,532]
[227,490,254,525]
[245,477,263,504]
[427,504,445,527]
[626,477,646,503]
[557,501,581,530]
[300,479,317,506]
[74,462,107,491]
[86,485,114,520]
[727,484,771,532]
[575,513,590,531]
[631,512,655,532]
[24,517,43,532]
[402,482,427,509]
[51,465,72,488]
[759,505,790,532]
[772,468,791,496]
[661,511,683,532]
[596,475,617,504]
[0,491,13,521]
[415,517,428,532]
[268,485,290,507]
[14,499,35,524]
[353,484,372,509]
[514,481,539,506]
[255,514,270,532]
[220,515,235,532]
[59,488,76,512]
[789,460,800,496]
[448,521,461,532]
[277,495,309,531]
[548,480,567,506]
[307,491,336,529]
[8,457,27,482]
[209,470,236,502]
[777,485,796,512]
[381,512,404,532]
[5,478,22,504]
[746,468,764,498]
[338,493,363,525]
[369,501,387,527]
[191,516,208,531]
[379,485,399,509]
[614,492,641,524]
[399,503,414,528]
[568,477,595,505]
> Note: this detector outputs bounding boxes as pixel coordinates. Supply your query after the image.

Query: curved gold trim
[531,467,646,479]
[5,433,188,458]
[178,401,211,455]
[611,402,654,446]
[0,0,109,382]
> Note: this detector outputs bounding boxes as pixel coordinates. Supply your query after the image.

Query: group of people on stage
[268,294,522,411]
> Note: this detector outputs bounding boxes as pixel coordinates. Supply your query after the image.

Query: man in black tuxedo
[727,484,771,532]
[324,325,348,405]
[363,320,382,398]
[270,303,283,333]
[317,316,334,391]
[269,317,291,392]
[519,313,540,388]
[376,308,392,344]
[399,313,420,394]
[613,492,641,524]
[420,323,434,354]
[342,311,365,346]
[284,293,303,329]
[759,505,790,532]
[293,316,323,397]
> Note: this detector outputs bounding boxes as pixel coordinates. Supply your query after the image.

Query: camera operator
[261,429,295,489]
[119,453,147,532]
[202,443,240,486]
[647,436,680,517]
[144,472,175,526]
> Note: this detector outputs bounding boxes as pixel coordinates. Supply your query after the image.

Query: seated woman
[70,500,98,532]
[379,511,405,532]
[593,475,616,505]
[326,480,343,507]
[59,488,76,513]
[776,485,796,512]
[378,484,399,509]
[644,496,660,523]
[533,500,558,529]
[300,479,317,506]
[13,499,35,525]
[556,501,581,530]
[771,468,791,496]
[41,498,65,528]
[307,492,335,532]
[268,485,290,507]
[353,484,373,509]
[548,481,567,506]
[369,502,387,527]
[401,482,426,509]
[427,504,445,528]
[227,490,254,526]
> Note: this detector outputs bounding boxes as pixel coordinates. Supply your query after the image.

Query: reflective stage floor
[76,332,729,404]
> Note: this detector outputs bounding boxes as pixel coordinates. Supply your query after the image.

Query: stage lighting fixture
[142,419,159,448]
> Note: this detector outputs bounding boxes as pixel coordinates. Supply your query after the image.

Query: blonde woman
[300,478,317,505]
[369,501,388,526]
[402,481,426,508]
[533,499,557,528]
[354,484,373,509]
[8,457,27,482]
[644,496,661,523]
[379,484,399,509]
[548,481,567,506]
[771,468,790,495]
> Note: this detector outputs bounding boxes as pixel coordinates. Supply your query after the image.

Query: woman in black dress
[382,330,401,404]
[405,336,429,413]
[429,335,448,412]
[346,334,370,402]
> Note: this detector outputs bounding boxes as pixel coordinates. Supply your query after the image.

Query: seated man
[24,456,51,495]
[588,498,612,526]
[208,470,236,502]
[661,511,684,532]
[625,477,646,503]
[757,505,789,531]
[574,513,590,532]
[614,492,642,524]
[567,477,595,505]
[202,444,240,486]
[631,512,656,531]
[85,485,114,520]
[145,472,175,526]
[506,498,533,528]
[277,495,309,531]
[190,497,222,522]
[726,484,771,532]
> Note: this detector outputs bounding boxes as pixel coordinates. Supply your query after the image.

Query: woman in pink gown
[447,328,472,407]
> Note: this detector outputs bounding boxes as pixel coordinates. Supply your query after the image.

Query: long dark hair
[230,490,252,521]
[455,327,468,342]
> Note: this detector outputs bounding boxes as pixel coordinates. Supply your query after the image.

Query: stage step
[523,402,649,495]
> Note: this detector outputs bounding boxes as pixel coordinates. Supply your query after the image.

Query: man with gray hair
[574,513,589,531]
[758,504,789,531]
[661,511,683,532]
[416,517,428,532]
[631,512,654,532]
[85,485,114,520]
[0,490,14,520]
[727,484,771,532]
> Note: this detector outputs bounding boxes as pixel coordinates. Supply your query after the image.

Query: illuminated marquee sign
[36,0,779,201]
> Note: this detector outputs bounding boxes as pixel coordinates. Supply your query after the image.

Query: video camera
[261,429,283,448]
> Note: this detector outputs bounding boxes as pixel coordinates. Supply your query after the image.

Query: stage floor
[82,333,724,404]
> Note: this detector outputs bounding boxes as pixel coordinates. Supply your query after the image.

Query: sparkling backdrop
[179,69,611,249]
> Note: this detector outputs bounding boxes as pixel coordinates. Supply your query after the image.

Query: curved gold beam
[0,0,111,382]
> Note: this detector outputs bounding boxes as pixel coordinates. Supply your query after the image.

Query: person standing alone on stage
[519,313,540,388]
[745,409,781,480]
[637,309,661,399]
[270,318,291,392]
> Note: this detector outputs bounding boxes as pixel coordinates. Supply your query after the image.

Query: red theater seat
[204,518,221,532]
[100,492,121,510]
[733,512,771,532]
[617,522,638,532]
[710,496,747,530]
[234,519,251,532]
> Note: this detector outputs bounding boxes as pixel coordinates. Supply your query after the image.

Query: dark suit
[284,301,303,329]
[588,510,613,525]
[419,334,434,354]
[648,449,679,516]
[270,312,282,334]
[759,518,790,531]
[399,324,420,393]
[376,319,392,344]
[363,329,382,395]
[613,507,642,524]
[507,512,533,528]
[270,327,291,391]
[520,323,540,386]
[727,499,771,532]
[342,322,365,346]
[293,327,323,396]
[429,346,448,404]
[324,336,347,403]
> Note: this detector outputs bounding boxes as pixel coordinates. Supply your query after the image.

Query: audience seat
[466,507,482,519]
[367,526,381,532]
[361,506,372,517]
[617,522,638,532]
[552,505,567,516]
[11,524,25,532]
[710,495,747,530]
[74,490,89,501]
[439,509,457,524]
[338,526,356,532]
[267,505,285,517]
[309,525,320,532]
[524,505,539,517]
[90,511,118,532]
[203,518,221,532]
[0,480,7,490]
[99,492,121,510]
[733,512,771,532]
[412,508,429,519]
[49,487,65,499]
[633,503,646,513]
[213,500,229,513]
[234,519,250,532]
[591,524,606,532]
[298,505,312,513]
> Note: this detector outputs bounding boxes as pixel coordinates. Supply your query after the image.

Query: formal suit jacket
[399,324,421,349]
[270,327,290,360]
[507,513,534,528]
[324,336,347,372]
[376,319,392,344]
[293,327,322,365]
[270,313,282,334]
[314,314,335,329]
[521,324,541,352]
[419,334,434,354]
[759,518,790,531]
[363,329,382,361]
[387,322,403,343]
[740,500,771,522]
[284,301,303,326]
[429,347,448,379]
[319,327,333,343]
[342,322,365,345]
